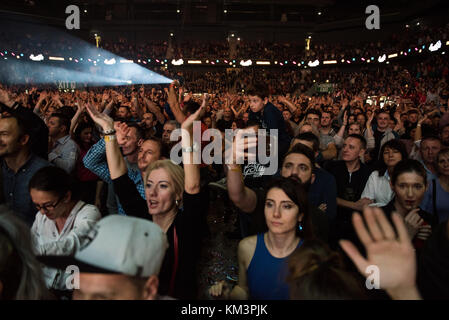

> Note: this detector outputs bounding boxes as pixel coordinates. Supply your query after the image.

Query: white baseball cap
[38,215,168,277]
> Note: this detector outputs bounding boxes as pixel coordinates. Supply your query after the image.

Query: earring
[298,221,303,232]
[175,200,179,207]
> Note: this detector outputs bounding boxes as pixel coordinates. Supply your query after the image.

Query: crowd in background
[0,23,449,301]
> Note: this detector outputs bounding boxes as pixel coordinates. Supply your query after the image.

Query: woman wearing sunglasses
[29,166,101,298]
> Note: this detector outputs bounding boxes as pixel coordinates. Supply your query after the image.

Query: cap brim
[37,255,117,274]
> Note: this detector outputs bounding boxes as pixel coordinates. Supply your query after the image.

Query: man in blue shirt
[47,113,79,174]
[0,115,51,226]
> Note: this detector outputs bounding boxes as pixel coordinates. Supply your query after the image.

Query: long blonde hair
[144,160,185,206]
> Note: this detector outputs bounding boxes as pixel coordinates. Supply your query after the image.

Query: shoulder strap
[169,226,178,296]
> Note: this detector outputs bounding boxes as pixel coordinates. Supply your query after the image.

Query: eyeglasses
[34,197,63,212]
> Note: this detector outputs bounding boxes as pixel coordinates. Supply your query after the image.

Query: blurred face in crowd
[348,123,362,135]
[392,172,427,213]
[141,113,155,129]
[332,105,340,115]
[80,127,93,145]
[73,273,158,300]
[357,114,366,128]
[264,188,303,235]
[120,127,140,157]
[203,116,212,128]
[243,113,249,123]
[223,107,232,121]
[145,168,180,216]
[342,137,365,162]
[130,106,139,119]
[231,121,238,131]
[299,124,313,134]
[30,189,71,221]
[162,123,176,144]
[348,115,356,125]
[44,107,56,120]
[306,113,320,128]
[117,107,130,119]
[377,112,390,131]
[0,117,28,157]
[432,116,440,128]
[400,113,408,123]
[441,126,449,146]
[248,95,266,113]
[283,110,292,121]
[212,101,220,110]
[437,151,449,176]
[320,112,332,128]
[281,153,314,186]
[408,112,418,124]
[383,147,403,168]
[420,138,442,165]
[47,116,65,139]
[138,140,161,172]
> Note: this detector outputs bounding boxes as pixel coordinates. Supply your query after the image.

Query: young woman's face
[383,147,402,168]
[145,168,179,216]
[392,172,427,212]
[264,188,303,235]
[30,189,69,220]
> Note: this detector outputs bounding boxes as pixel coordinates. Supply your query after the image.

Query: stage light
[429,40,442,52]
[224,10,227,13]
[30,54,44,61]
[378,54,386,63]
[361,57,366,61]
[308,60,319,67]
[177,9,180,13]
[323,60,337,65]
[104,58,116,65]
[120,59,134,63]
[240,60,252,66]
[49,56,65,61]
[256,61,270,65]
[188,60,202,64]
[171,59,184,66]
[388,53,398,58]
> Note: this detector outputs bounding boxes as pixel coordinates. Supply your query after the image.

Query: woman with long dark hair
[209,177,313,300]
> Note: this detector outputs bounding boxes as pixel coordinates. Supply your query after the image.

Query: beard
[287,174,312,191]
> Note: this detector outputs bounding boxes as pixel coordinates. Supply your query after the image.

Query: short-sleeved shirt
[2,154,51,226]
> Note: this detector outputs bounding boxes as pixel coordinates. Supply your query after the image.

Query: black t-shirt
[326,160,372,218]
[216,118,233,132]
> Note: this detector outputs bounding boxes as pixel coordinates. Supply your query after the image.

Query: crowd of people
[1,27,449,301]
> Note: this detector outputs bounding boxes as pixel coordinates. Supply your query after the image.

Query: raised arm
[70,100,85,137]
[167,81,187,124]
[85,103,128,180]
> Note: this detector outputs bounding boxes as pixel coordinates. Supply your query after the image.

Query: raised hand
[403,208,423,239]
[340,207,421,300]
[85,102,114,132]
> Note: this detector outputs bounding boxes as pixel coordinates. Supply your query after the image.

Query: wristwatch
[182,142,199,153]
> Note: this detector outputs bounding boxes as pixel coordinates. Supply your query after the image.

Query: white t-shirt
[31,201,101,290]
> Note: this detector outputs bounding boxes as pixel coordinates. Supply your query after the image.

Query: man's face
[320,113,331,127]
[138,140,161,172]
[117,107,130,119]
[342,137,364,162]
[441,126,449,146]
[248,95,266,113]
[377,113,390,130]
[283,111,291,121]
[162,123,176,144]
[224,107,232,120]
[0,118,26,157]
[420,139,442,165]
[281,153,314,185]
[120,127,140,156]
[243,113,249,122]
[73,273,157,300]
[47,116,62,138]
[408,112,418,124]
[142,113,154,129]
[306,114,320,128]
